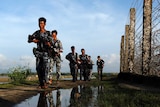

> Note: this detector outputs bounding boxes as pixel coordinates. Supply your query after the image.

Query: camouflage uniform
[97,58,105,81]
[28,30,51,87]
[66,52,79,82]
[49,38,63,81]
[87,56,94,80]
[79,54,89,81]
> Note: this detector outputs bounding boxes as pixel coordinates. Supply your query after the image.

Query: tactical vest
[97,60,104,68]
[33,30,51,52]
[79,54,88,65]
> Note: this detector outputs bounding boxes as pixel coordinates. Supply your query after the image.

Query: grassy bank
[67,73,160,107]
[92,74,160,107]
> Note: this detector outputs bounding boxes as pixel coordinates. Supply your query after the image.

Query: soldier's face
[39,21,45,29]
[81,50,85,54]
[71,48,75,52]
[52,33,57,40]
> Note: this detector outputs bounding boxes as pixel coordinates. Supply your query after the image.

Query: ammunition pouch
[43,52,49,63]
[33,48,43,57]
[33,48,49,60]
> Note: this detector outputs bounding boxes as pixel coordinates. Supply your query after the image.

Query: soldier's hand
[59,50,63,53]
[45,42,51,47]
[28,35,33,43]
[33,39,39,43]
[28,40,33,43]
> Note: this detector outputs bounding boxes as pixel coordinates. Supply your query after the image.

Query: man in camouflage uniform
[87,56,94,81]
[66,46,79,82]
[96,56,105,81]
[48,30,63,84]
[28,17,51,89]
[79,48,89,81]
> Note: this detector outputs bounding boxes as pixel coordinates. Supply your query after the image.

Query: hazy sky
[0,0,133,73]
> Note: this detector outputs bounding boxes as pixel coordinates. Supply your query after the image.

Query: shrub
[8,66,31,82]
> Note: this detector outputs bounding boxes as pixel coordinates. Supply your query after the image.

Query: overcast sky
[0,0,133,73]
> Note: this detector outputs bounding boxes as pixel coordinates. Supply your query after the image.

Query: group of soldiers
[66,47,105,82]
[28,17,105,89]
[66,47,94,82]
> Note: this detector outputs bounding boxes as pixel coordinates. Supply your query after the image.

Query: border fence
[120,0,160,76]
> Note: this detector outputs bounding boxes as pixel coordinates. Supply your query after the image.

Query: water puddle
[14,85,103,107]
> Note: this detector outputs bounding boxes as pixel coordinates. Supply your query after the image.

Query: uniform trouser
[88,69,92,80]
[49,56,61,80]
[97,68,103,80]
[80,65,88,81]
[36,57,49,86]
[70,63,78,81]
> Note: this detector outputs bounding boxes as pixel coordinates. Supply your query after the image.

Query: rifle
[28,35,34,43]
[28,30,51,43]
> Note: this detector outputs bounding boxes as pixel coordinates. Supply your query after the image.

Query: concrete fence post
[129,8,136,73]
[142,0,152,75]
[124,25,130,72]
[120,35,125,72]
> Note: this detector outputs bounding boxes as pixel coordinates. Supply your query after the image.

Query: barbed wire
[124,0,160,75]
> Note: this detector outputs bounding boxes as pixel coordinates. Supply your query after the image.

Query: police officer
[66,46,79,82]
[79,48,89,81]
[28,17,51,89]
[48,30,63,84]
[96,56,105,81]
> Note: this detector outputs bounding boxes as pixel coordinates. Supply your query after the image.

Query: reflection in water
[46,91,54,107]
[98,85,104,93]
[69,86,80,107]
[80,85,93,107]
[37,90,62,107]
[15,85,102,107]
[36,86,94,107]
[69,85,94,107]
[56,90,61,107]
[37,91,49,107]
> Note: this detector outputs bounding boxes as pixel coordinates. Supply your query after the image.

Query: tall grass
[8,66,31,83]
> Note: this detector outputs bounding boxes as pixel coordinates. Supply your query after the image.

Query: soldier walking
[96,56,105,81]
[66,46,79,82]
[28,17,51,89]
[48,30,63,84]
[87,56,94,81]
[79,48,89,81]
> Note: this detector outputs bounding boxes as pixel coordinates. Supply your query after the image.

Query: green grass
[89,73,160,107]
[97,89,160,107]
